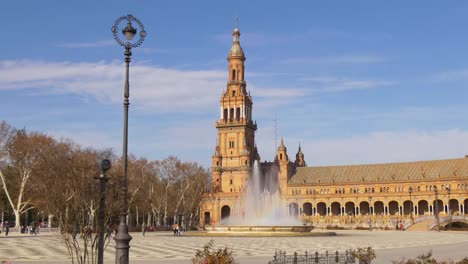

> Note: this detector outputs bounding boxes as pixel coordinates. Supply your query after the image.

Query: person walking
[142,223,147,237]
[173,223,179,237]
[32,223,37,236]
[5,222,9,236]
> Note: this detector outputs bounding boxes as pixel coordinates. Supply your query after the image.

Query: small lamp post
[368,197,372,231]
[409,187,413,223]
[96,159,111,264]
[111,14,147,264]
[434,185,440,232]
[446,186,452,230]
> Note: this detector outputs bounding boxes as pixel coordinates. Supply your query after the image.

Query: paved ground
[0,230,467,263]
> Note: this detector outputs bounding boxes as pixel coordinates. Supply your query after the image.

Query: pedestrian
[32,224,37,236]
[173,223,179,237]
[5,222,9,236]
[142,223,147,237]
[399,221,404,231]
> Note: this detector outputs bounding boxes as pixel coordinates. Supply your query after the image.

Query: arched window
[280,153,283,160]
[232,69,236,80]
[236,108,240,121]
[230,108,234,120]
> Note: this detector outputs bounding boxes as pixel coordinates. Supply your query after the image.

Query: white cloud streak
[282,55,387,65]
[302,76,394,93]
[56,40,116,48]
[435,68,468,81]
[0,60,226,112]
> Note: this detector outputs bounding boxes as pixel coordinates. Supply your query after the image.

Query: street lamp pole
[409,187,413,224]
[95,159,111,264]
[112,14,146,264]
[434,185,440,232]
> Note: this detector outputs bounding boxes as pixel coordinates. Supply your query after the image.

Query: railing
[269,250,356,264]
[428,215,468,230]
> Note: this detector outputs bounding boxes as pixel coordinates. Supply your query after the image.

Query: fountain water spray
[224,161,301,226]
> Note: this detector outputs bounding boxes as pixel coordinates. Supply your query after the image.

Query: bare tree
[0,129,54,227]
[156,156,181,226]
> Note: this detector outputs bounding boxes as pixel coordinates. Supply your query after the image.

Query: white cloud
[56,40,116,48]
[0,60,314,113]
[302,76,394,93]
[282,55,387,65]
[0,60,226,112]
[289,129,468,166]
[435,68,468,81]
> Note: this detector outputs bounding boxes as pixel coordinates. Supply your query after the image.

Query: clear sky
[2,1,468,167]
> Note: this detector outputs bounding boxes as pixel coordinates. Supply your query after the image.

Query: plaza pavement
[1,230,467,263]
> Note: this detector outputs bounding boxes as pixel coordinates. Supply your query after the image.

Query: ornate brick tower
[212,24,257,195]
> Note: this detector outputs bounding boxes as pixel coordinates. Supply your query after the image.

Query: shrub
[391,251,468,264]
[192,240,237,264]
[352,247,376,264]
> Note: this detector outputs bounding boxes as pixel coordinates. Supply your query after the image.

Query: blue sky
[2,1,468,167]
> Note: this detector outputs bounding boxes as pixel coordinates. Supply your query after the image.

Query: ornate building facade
[200,25,468,230]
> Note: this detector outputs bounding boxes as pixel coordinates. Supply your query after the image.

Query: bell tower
[212,23,257,194]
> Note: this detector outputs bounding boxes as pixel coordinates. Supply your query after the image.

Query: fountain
[205,161,317,235]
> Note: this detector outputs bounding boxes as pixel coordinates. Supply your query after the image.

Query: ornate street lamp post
[434,185,440,232]
[409,187,413,223]
[111,14,147,264]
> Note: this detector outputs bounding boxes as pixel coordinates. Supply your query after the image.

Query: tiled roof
[289,157,468,185]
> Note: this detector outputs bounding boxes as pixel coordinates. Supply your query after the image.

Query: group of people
[21,224,38,235]
[1,221,41,236]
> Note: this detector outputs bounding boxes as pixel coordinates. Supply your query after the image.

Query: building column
[341,207,344,216]
[355,207,358,215]
[415,205,418,215]
[429,205,433,215]
[384,206,388,215]
[459,204,463,215]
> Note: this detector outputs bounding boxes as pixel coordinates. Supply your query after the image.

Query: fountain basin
[189,226,336,237]
[209,225,313,233]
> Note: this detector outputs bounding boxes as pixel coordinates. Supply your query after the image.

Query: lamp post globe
[111,14,146,264]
